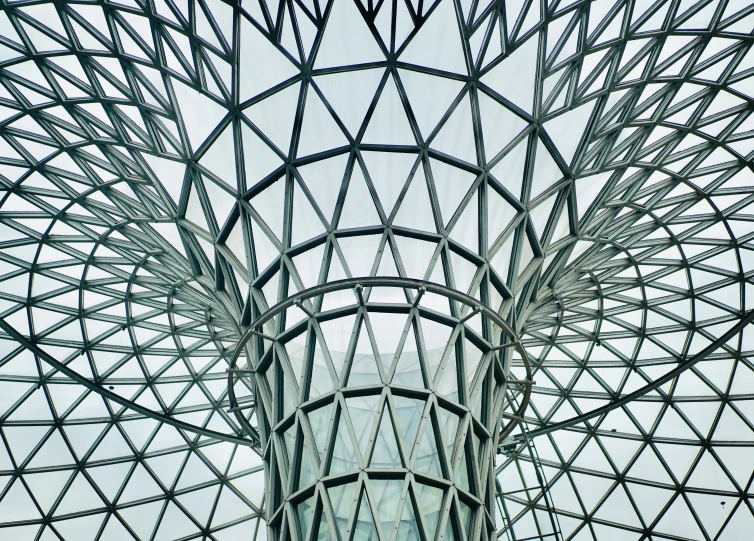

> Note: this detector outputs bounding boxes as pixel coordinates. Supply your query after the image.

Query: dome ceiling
[0,0,753,539]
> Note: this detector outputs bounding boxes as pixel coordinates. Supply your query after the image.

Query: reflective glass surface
[229,282,520,540]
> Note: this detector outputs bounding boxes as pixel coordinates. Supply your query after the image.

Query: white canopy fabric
[0,0,753,539]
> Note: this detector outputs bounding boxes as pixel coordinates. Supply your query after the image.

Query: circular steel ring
[226,277,533,444]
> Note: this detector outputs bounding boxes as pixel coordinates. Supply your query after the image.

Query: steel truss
[227,277,533,541]
[0,0,753,539]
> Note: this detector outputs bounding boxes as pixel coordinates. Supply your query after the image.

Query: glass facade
[228,280,531,541]
[0,0,753,539]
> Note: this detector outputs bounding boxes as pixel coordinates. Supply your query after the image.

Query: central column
[229,279,530,541]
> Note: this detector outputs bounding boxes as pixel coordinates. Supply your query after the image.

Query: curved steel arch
[226,277,535,540]
[506,305,754,444]
[1,0,754,539]
[0,316,254,446]
[227,277,534,441]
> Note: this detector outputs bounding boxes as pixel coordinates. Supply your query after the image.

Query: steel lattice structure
[226,278,533,541]
[0,0,753,539]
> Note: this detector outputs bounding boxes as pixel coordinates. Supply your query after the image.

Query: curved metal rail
[226,277,534,445]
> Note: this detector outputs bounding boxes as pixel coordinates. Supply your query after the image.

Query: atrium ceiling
[0,0,753,539]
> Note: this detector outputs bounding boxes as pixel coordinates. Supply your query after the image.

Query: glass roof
[0,0,753,538]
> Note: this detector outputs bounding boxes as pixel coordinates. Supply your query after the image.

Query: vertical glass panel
[308,403,334,463]
[470,386,482,421]
[370,407,402,468]
[424,342,446,384]
[320,314,357,379]
[371,479,403,534]
[330,349,348,382]
[392,396,425,452]
[454,444,470,494]
[283,366,297,418]
[458,499,473,540]
[436,351,459,402]
[354,489,380,541]
[396,495,422,541]
[415,422,442,478]
[297,435,317,489]
[310,342,334,399]
[392,349,425,388]
[416,483,444,540]
[437,406,459,460]
[287,338,306,387]
[330,413,360,475]
[297,494,315,541]
[282,423,296,464]
[348,326,382,386]
[345,395,380,455]
[472,431,484,473]
[264,355,276,406]
[464,342,483,386]
[442,514,457,541]
[316,505,332,541]
[328,482,357,541]
[284,300,308,332]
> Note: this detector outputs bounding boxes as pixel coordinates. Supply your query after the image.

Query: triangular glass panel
[314,503,332,540]
[436,348,460,401]
[347,324,383,386]
[338,162,382,229]
[329,411,360,474]
[309,337,336,399]
[437,406,460,460]
[362,75,416,145]
[361,150,418,217]
[297,433,318,489]
[296,153,351,225]
[370,478,403,533]
[328,482,358,541]
[297,86,350,157]
[398,69,465,138]
[478,91,528,161]
[393,166,437,232]
[481,36,538,113]
[392,395,425,454]
[429,158,477,227]
[369,406,402,468]
[392,346,425,388]
[443,509,458,541]
[239,18,299,100]
[458,498,473,540]
[297,494,316,541]
[314,69,385,137]
[454,441,471,493]
[396,492,422,541]
[345,395,381,455]
[415,420,443,477]
[307,402,334,463]
[400,0,467,75]
[430,94,478,164]
[353,489,380,541]
[244,82,301,155]
[416,482,445,539]
[315,0,385,68]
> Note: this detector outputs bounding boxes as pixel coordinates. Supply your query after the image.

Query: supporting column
[228,278,531,541]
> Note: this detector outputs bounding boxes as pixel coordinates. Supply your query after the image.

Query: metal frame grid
[0,0,752,539]
[227,278,534,541]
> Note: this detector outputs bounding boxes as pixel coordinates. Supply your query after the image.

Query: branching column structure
[2,0,754,539]
[229,279,531,541]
